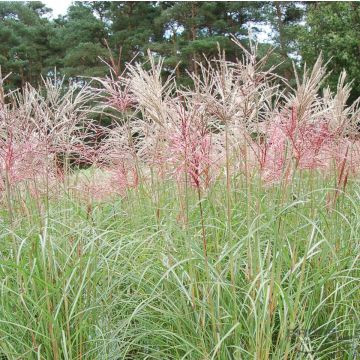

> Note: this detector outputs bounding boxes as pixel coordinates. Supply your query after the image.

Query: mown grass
[0,171,359,359]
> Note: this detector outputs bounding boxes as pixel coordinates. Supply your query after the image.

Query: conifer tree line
[1,1,359,102]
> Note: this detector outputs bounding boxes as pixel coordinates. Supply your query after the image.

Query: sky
[42,0,73,17]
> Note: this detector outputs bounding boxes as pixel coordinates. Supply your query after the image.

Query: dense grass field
[0,170,359,359]
[1,39,360,358]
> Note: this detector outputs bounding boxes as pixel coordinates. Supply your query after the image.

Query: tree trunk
[191,3,198,77]
[275,2,292,81]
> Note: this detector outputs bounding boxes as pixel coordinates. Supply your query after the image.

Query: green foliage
[300,2,360,102]
[260,2,305,82]
[1,1,360,104]
[0,1,53,88]
[109,1,162,57]
[0,173,359,358]
[63,43,108,78]
[53,2,109,79]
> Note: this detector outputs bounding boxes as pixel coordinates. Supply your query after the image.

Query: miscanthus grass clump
[0,38,359,359]
[0,176,359,359]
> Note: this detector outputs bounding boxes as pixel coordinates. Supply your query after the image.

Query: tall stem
[197,185,219,346]
[197,186,207,262]
[224,120,231,232]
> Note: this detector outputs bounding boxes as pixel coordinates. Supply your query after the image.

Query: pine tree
[0,1,52,89]
[53,2,108,79]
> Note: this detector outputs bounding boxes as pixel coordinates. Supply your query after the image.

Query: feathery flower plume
[166,101,212,189]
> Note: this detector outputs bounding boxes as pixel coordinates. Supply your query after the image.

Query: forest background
[1,1,359,103]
